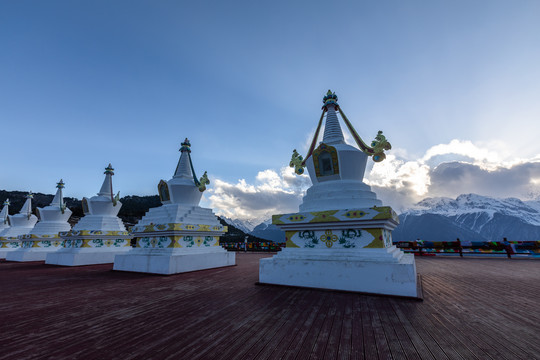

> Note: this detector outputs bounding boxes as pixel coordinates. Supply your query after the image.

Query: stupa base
[0,249,17,259]
[259,247,418,298]
[0,243,21,259]
[6,249,58,262]
[114,247,236,275]
[46,248,132,266]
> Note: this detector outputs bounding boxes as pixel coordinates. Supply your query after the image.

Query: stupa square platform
[0,238,21,259]
[114,222,234,275]
[260,206,418,297]
[6,234,64,261]
[46,230,131,266]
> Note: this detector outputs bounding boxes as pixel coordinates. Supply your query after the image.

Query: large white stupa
[0,194,38,258]
[7,180,72,262]
[46,165,132,266]
[259,91,418,298]
[114,138,234,275]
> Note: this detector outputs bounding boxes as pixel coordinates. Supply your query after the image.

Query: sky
[1,1,539,222]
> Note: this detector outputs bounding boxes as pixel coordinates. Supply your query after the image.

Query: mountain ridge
[230,193,540,243]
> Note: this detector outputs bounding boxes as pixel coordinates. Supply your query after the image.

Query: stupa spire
[20,192,33,218]
[322,90,345,144]
[50,179,67,213]
[1,199,9,224]
[174,138,194,180]
[98,164,115,197]
[51,179,64,205]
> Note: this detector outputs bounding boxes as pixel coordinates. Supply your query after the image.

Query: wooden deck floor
[0,254,539,360]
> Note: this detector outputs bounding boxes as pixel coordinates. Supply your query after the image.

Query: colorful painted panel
[20,239,63,249]
[286,228,387,249]
[63,238,130,248]
[60,230,130,237]
[133,222,226,234]
[135,235,220,248]
[0,240,21,249]
[273,206,399,225]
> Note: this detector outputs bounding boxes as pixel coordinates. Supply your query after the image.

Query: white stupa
[0,199,10,233]
[7,180,72,262]
[0,199,12,258]
[259,91,418,298]
[114,138,234,275]
[0,193,38,258]
[46,164,132,266]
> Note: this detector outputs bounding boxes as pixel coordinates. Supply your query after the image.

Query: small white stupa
[0,199,10,233]
[7,180,72,262]
[0,199,12,258]
[259,91,418,298]
[114,138,234,275]
[46,164,132,266]
[0,193,38,258]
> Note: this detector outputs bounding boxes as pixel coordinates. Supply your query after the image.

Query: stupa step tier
[72,216,126,232]
[6,235,66,262]
[29,222,72,235]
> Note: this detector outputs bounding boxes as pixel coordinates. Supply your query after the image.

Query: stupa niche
[114,138,234,275]
[259,91,418,298]
[46,165,132,266]
[7,180,73,262]
[0,194,38,259]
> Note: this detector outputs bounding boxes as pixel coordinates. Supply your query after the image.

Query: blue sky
[1,1,539,220]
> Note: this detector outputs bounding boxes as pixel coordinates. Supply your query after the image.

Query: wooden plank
[258,289,326,359]
[1,254,540,359]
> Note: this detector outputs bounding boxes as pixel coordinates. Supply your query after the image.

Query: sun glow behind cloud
[207,139,540,220]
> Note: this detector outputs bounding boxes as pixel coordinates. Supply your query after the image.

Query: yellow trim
[364,229,384,248]
[81,239,92,248]
[310,210,340,223]
[272,214,285,225]
[371,206,394,220]
[285,231,300,248]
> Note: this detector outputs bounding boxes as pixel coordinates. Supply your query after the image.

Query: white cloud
[207,166,310,223]
[207,139,540,220]
[365,139,540,209]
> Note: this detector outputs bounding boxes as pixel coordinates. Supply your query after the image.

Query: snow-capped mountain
[220,216,285,242]
[250,220,285,242]
[395,194,540,242]
[220,216,260,233]
[223,194,540,243]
